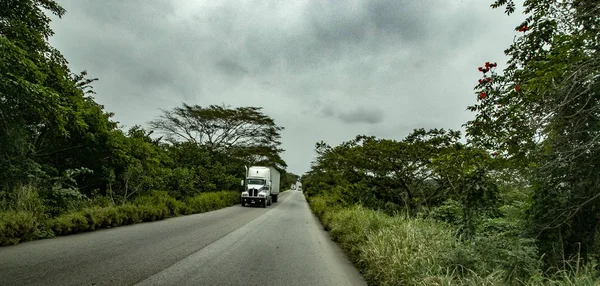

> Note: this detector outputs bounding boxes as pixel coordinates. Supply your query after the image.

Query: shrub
[185,191,237,214]
[4,190,240,246]
[0,211,39,245]
[117,204,143,225]
[318,204,458,285]
[326,206,395,257]
[307,194,600,285]
[0,185,46,217]
[358,216,458,285]
[49,212,89,236]
[134,191,185,216]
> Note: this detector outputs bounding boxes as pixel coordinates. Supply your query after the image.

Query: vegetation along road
[2,0,600,285]
[0,190,365,286]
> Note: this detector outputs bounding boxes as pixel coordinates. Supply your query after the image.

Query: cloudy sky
[48,0,524,175]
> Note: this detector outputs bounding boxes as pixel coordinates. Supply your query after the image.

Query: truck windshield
[247,179,265,185]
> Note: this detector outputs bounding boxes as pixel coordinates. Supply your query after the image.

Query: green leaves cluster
[466,0,600,267]
[150,104,286,170]
[304,129,500,238]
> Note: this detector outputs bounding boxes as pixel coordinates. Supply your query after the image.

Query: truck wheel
[267,197,272,206]
[262,200,267,208]
[272,195,278,203]
[241,201,245,207]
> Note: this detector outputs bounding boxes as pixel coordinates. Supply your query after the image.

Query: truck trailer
[240,166,280,208]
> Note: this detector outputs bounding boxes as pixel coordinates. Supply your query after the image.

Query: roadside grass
[0,190,239,246]
[306,195,600,286]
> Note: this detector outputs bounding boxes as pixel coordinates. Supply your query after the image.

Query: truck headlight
[242,192,248,197]
[258,192,266,197]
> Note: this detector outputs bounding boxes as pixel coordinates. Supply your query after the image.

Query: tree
[0,0,114,190]
[0,0,66,188]
[304,129,499,223]
[0,0,145,199]
[466,0,600,266]
[150,103,286,169]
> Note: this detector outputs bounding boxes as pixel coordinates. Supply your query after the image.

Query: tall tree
[0,0,69,187]
[150,103,286,169]
[466,0,600,266]
[0,0,125,195]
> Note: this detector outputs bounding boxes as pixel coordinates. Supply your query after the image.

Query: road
[0,190,366,286]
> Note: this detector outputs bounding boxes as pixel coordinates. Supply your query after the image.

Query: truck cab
[240,166,280,208]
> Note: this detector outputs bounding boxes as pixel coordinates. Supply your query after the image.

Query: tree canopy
[150,104,287,169]
[465,0,600,266]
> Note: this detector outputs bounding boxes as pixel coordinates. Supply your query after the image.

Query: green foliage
[185,191,239,214]
[466,0,600,268]
[526,261,600,286]
[308,194,599,285]
[308,195,500,285]
[304,129,500,237]
[303,123,597,283]
[0,190,240,244]
[47,191,239,237]
[150,103,287,170]
[0,211,39,246]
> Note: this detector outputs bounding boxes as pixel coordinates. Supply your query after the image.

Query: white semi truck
[240,166,280,208]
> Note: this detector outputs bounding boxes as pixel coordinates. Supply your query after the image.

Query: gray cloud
[338,107,384,125]
[48,0,526,174]
[320,106,335,118]
[216,59,249,78]
[319,105,384,124]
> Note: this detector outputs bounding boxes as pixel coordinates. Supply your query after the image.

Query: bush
[44,187,88,217]
[319,204,457,285]
[358,216,458,285]
[44,191,239,239]
[0,211,39,246]
[49,212,89,236]
[0,185,46,216]
[307,194,600,285]
[306,193,344,221]
[186,191,238,214]
[134,191,186,216]
[2,190,239,246]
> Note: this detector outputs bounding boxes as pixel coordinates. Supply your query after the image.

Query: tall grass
[0,185,48,246]
[307,195,600,286]
[0,188,240,246]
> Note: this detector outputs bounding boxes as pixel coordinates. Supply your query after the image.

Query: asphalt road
[0,190,366,286]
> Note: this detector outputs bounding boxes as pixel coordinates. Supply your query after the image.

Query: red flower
[491,151,498,156]
[515,85,520,91]
[479,92,487,99]
[478,67,483,71]
[492,62,497,67]
[497,105,501,108]
[518,25,529,32]
[478,79,483,84]
[486,77,492,82]
[485,62,490,68]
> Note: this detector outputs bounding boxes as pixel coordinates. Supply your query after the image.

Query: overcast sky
[48,0,524,175]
